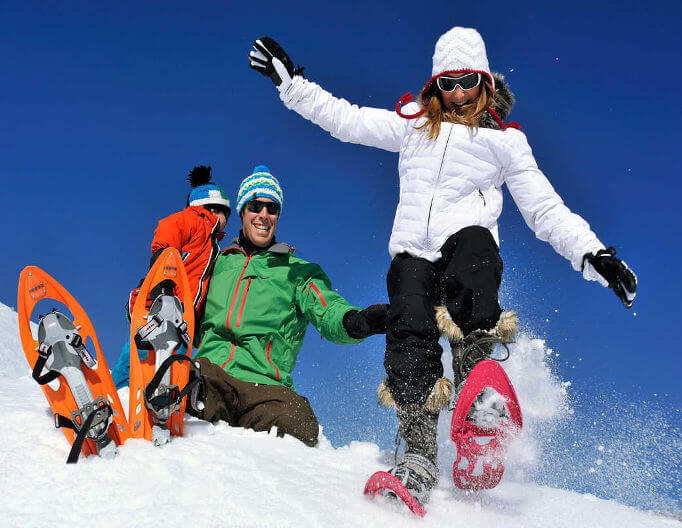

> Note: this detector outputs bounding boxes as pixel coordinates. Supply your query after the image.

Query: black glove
[583,247,637,308]
[343,304,389,339]
[249,36,303,90]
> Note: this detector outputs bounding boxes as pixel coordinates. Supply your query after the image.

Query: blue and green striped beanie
[236,165,284,214]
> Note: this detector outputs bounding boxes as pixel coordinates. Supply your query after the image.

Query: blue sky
[2,0,680,474]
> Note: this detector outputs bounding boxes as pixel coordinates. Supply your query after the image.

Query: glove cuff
[582,260,609,287]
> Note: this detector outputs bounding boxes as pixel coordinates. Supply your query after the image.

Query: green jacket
[195,240,362,391]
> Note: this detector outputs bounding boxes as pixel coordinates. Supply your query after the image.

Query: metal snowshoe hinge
[54,397,115,463]
[143,354,197,424]
[58,396,113,442]
[145,383,182,422]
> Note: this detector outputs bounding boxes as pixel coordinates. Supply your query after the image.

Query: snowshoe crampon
[17,266,129,463]
[363,471,426,517]
[129,247,195,446]
[450,360,522,490]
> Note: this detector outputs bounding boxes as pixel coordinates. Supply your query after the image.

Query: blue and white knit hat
[188,184,231,210]
[236,165,284,214]
[186,165,231,212]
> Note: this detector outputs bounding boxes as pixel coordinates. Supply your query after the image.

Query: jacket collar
[188,205,226,242]
[223,231,292,256]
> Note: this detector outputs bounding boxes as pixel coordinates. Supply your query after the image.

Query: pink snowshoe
[450,359,522,490]
[364,470,426,517]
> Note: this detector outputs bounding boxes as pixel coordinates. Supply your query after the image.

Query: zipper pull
[478,189,486,206]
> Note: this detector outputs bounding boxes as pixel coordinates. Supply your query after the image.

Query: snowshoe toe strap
[55,397,113,464]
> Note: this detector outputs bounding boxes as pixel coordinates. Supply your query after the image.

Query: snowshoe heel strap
[144,354,198,420]
[31,352,60,385]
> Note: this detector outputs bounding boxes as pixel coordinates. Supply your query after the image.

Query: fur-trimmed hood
[480,72,516,130]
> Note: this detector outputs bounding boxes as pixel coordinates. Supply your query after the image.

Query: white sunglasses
[436,73,481,92]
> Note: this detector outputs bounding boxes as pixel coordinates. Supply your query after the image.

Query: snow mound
[0,373,676,528]
[0,303,34,379]
[0,302,678,526]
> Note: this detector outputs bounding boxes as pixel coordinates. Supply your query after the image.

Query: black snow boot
[451,311,518,389]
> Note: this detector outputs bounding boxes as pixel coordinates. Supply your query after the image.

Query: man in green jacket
[188,165,387,446]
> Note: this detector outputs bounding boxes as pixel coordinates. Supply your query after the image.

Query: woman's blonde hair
[416,77,494,139]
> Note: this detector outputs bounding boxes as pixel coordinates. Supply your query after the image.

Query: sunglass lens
[266,202,281,216]
[247,199,280,216]
[246,200,262,213]
[437,77,457,91]
[459,73,480,90]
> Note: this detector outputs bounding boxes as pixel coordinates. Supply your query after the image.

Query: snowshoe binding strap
[134,293,191,351]
[32,310,97,384]
[55,396,114,464]
[32,351,60,385]
[144,354,199,423]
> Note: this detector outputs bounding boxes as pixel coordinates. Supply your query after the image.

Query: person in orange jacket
[112,165,231,387]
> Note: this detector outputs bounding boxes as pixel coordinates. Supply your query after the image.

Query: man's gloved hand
[249,36,303,92]
[583,247,637,308]
[343,304,389,339]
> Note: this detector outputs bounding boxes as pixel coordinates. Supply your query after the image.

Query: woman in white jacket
[250,27,636,505]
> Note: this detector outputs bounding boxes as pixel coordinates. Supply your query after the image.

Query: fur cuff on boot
[435,307,519,343]
[377,377,452,413]
[434,306,464,343]
[490,311,519,342]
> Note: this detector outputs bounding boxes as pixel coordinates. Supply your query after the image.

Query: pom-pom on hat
[236,165,284,214]
[186,165,231,213]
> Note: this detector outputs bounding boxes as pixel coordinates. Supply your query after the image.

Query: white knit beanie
[431,26,494,90]
[395,26,515,125]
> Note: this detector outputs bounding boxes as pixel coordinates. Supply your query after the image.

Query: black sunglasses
[245,199,281,216]
[436,73,481,92]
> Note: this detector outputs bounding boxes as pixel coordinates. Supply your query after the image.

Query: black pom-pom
[187,165,213,188]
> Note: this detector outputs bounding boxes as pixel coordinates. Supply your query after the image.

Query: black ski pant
[384,226,503,408]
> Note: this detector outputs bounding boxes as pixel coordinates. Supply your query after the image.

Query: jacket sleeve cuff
[279,75,307,107]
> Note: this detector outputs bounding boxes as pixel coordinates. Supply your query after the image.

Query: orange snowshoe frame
[17,266,129,458]
[128,247,194,441]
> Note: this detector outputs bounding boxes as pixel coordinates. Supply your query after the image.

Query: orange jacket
[127,206,224,321]
[151,206,225,316]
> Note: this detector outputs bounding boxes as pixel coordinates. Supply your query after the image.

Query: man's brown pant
[188,357,319,447]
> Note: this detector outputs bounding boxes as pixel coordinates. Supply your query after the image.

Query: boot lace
[457,334,511,385]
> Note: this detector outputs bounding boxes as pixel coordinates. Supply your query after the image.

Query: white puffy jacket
[279,76,605,273]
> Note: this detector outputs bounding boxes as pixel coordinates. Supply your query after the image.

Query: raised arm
[503,129,637,307]
[249,36,407,152]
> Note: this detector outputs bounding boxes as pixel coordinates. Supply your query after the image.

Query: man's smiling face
[241,197,279,247]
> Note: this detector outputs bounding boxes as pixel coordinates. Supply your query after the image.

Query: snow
[0,303,679,527]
